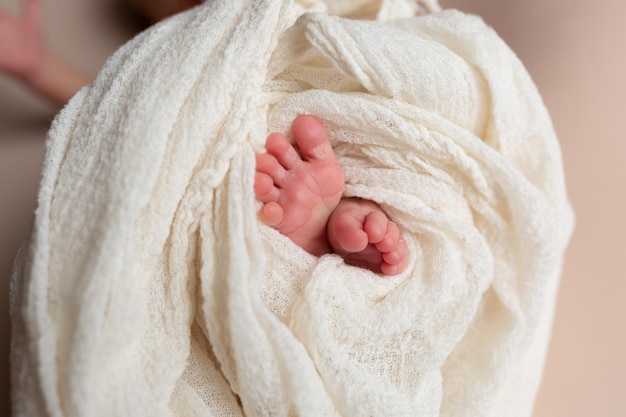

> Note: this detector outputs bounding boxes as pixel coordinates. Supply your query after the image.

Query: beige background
[1,0,624,415]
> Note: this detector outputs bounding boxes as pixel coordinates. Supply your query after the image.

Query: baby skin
[254,115,408,275]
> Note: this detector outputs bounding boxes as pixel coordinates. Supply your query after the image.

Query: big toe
[329,212,369,254]
[292,115,334,161]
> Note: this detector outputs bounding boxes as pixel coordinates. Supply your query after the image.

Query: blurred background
[0,0,624,415]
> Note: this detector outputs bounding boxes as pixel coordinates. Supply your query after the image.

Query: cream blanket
[10,1,574,416]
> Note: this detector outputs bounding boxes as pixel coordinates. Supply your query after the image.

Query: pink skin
[255,115,344,256]
[255,115,408,275]
[328,198,408,275]
[0,0,92,106]
[0,0,42,79]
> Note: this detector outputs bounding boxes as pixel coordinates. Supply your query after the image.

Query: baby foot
[327,198,408,275]
[255,115,345,256]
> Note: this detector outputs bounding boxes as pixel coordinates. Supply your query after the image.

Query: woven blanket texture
[10,0,574,416]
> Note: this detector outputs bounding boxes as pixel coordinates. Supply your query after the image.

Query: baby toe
[375,221,400,253]
[256,152,287,182]
[259,201,284,227]
[363,210,389,244]
[291,115,334,161]
[381,255,409,275]
[254,173,279,201]
[266,132,302,169]
[383,237,409,269]
[380,262,399,276]
[328,211,369,253]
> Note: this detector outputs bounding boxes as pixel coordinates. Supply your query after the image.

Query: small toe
[254,173,280,202]
[382,237,408,271]
[256,152,287,185]
[266,132,302,169]
[363,211,388,244]
[380,262,399,276]
[259,201,284,227]
[381,256,408,275]
[375,221,400,253]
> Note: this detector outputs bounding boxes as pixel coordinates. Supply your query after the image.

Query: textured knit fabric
[10,1,573,416]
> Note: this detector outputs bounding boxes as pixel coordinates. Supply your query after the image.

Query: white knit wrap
[10,1,573,416]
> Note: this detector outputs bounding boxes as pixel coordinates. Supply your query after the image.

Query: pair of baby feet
[254,115,408,275]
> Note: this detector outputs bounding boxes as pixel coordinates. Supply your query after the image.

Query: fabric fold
[11,1,573,416]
